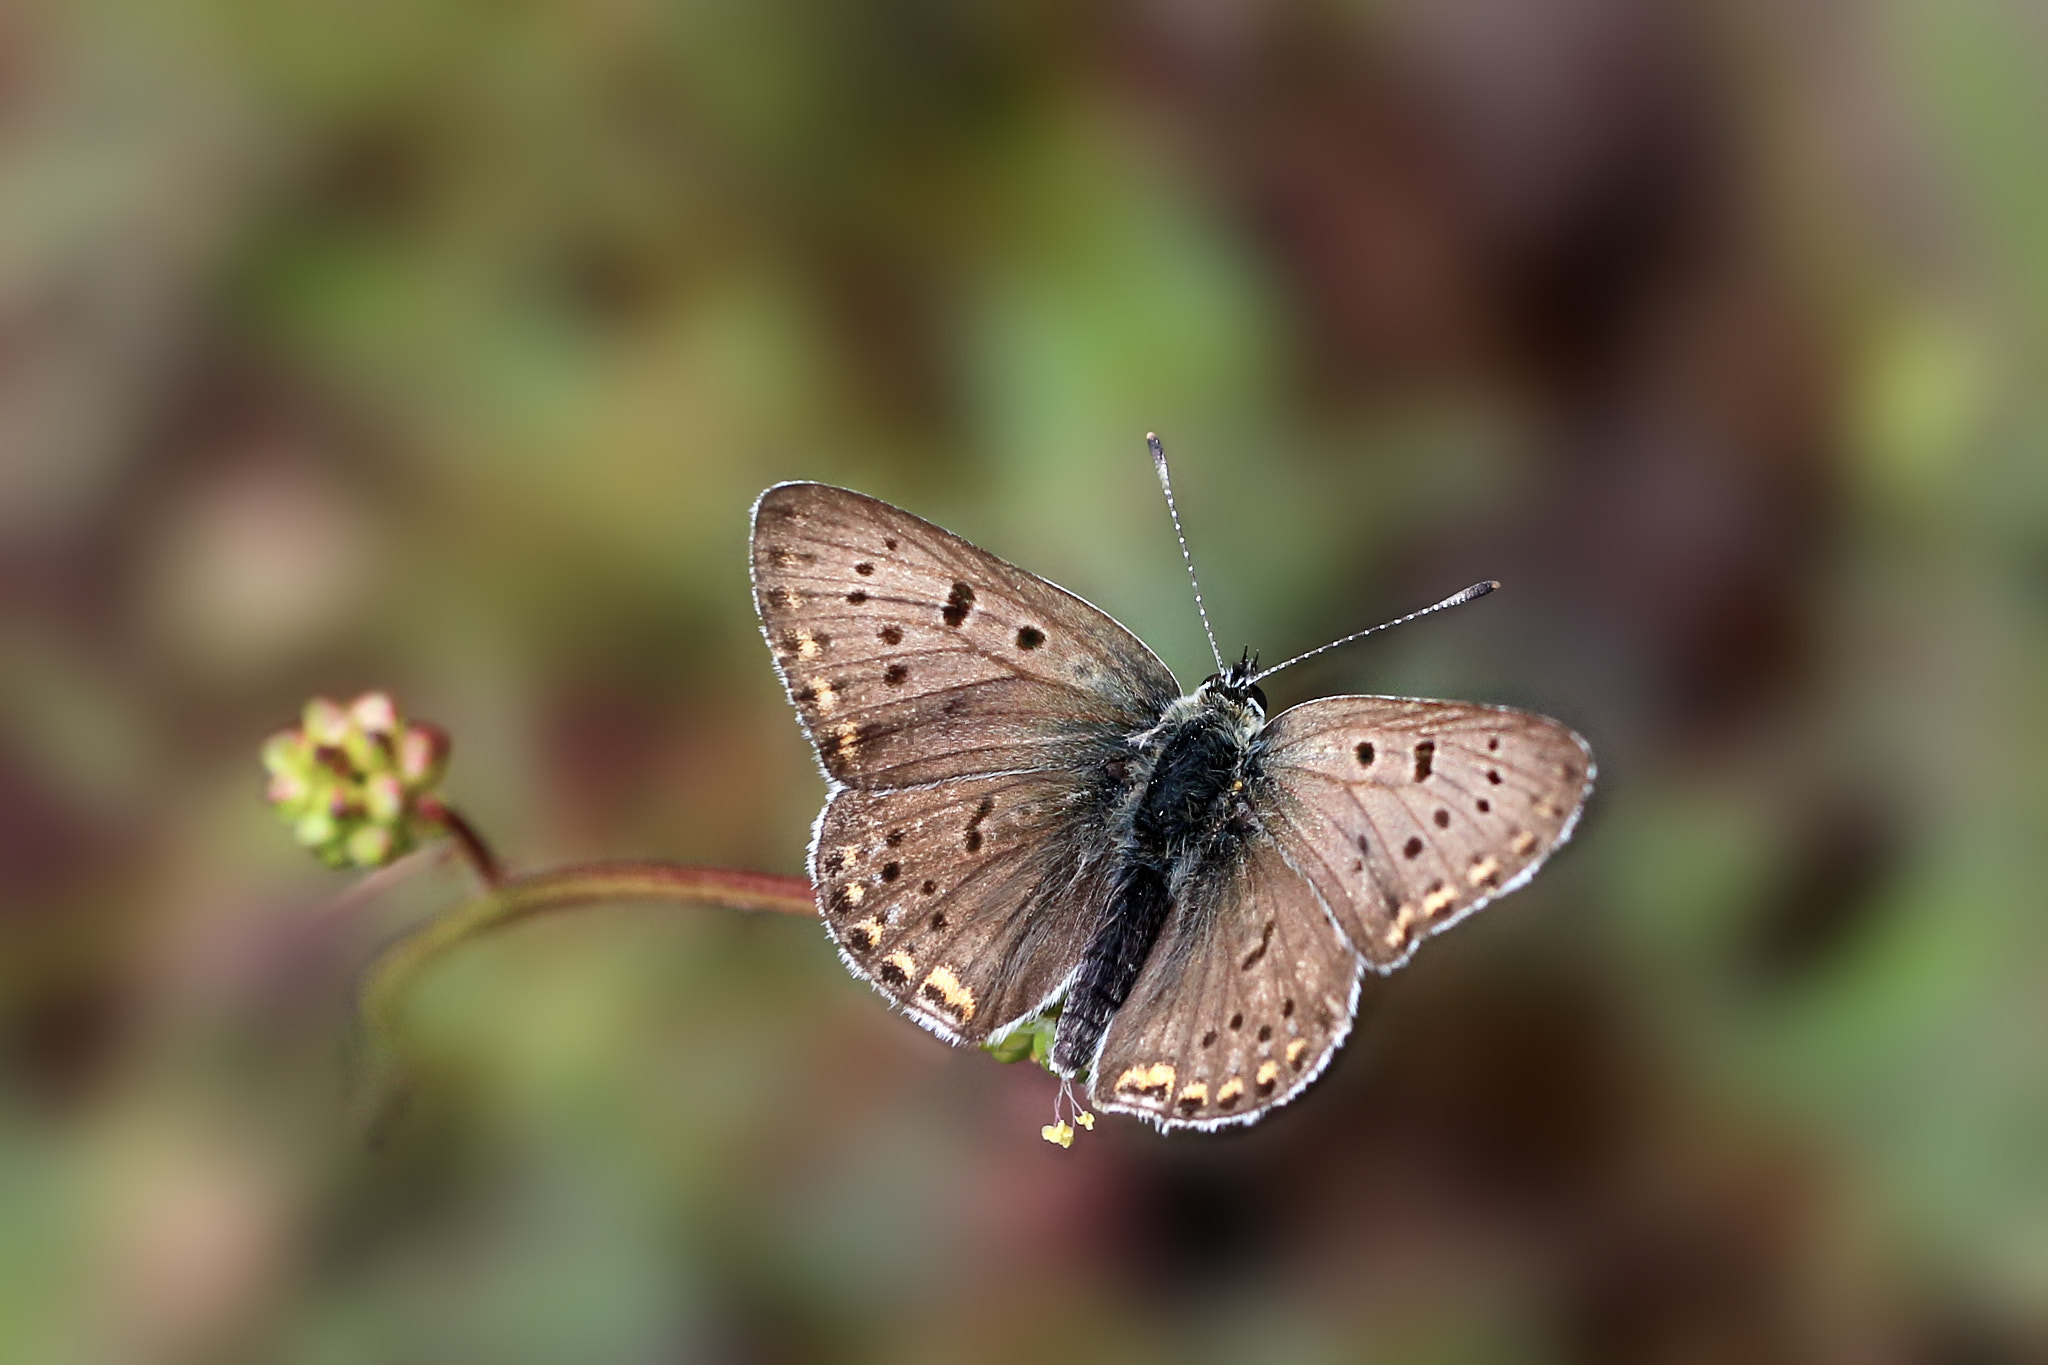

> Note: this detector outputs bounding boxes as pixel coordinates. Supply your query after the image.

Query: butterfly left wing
[1089,833,1362,1130]
[812,768,1122,1043]
[1256,697,1593,970]
[751,482,1179,789]
[752,481,1182,1044]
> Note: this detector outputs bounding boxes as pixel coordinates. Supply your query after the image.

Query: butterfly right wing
[1256,697,1594,970]
[750,482,1180,789]
[1089,830,1362,1129]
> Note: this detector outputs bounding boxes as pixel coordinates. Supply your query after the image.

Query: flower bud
[346,823,394,868]
[350,691,399,735]
[263,691,455,870]
[302,697,351,746]
[295,807,339,850]
[397,724,449,787]
[363,773,406,823]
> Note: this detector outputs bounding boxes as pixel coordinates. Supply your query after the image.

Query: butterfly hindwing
[812,769,1118,1043]
[1256,697,1594,969]
[1089,833,1362,1130]
[751,483,1180,789]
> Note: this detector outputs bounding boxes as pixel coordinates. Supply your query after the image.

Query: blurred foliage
[3,0,2048,1360]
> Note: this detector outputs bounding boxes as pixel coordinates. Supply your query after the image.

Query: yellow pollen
[1256,1060,1281,1086]
[1286,1038,1309,1066]
[1114,1062,1176,1095]
[1215,1077,1245,1103]
[1074,1111,1094,1130]
[1511,829,1537,855]
[921,965,976,1020]
[1423,884,1458,916]
[1041,1121,1074,1148]
[1468,856,1500,886]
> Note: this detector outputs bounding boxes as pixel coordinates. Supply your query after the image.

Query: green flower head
[263,692,451,869]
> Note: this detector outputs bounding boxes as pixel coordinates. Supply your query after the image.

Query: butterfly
[749,440,1592,1131]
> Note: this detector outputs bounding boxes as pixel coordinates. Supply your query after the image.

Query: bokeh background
[4,0,2046,1359]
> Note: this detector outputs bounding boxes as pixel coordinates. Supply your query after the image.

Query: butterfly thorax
[1126,687,1265,876]
[1051,680,1266,1077]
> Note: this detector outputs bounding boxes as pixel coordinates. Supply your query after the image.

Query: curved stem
[354,861,814,1129]
[436,807,505,888]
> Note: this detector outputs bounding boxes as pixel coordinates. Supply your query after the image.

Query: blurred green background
[4,0,2047,1359]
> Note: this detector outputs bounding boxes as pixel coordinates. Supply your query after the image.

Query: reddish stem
[434,806,504,887]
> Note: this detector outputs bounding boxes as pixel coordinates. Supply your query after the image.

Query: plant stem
[354,860,814,1127]
[432,805,504,888]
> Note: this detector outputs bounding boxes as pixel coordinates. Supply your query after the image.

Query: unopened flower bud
[295,807,339,850]
[363,773,406,823]
[303,697,351,746]
[346,823,394,868]
[350,691,399,735]
[264,691,456,871]
[397,724,449,787]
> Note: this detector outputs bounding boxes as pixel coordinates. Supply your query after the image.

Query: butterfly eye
[1247,683,1268,713]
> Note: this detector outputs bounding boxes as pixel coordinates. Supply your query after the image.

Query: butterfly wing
[812,770,1122,1043]
[1089,833,1363,1130]
[751,483,1179,789]
[751,482,1182,1039]
[1256,697,1594,969]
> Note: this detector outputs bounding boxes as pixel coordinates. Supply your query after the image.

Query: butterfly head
[1202,649,1268,716]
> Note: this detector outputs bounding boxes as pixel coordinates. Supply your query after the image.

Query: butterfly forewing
[751,483,1179,788]
[1090,834,1362,1130]
[813,770,1117,1043]
[1257,698,1593,969]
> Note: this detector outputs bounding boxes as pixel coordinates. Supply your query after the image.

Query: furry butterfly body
[751,481,1592,1131]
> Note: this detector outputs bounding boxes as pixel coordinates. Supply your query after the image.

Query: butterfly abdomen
[1051,688,1263,1076]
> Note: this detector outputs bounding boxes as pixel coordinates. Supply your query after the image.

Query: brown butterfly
[750,439,1593,1130]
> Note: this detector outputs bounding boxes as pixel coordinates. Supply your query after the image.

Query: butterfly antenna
[1149,433,1225,673]
[1252,580,1498,684]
